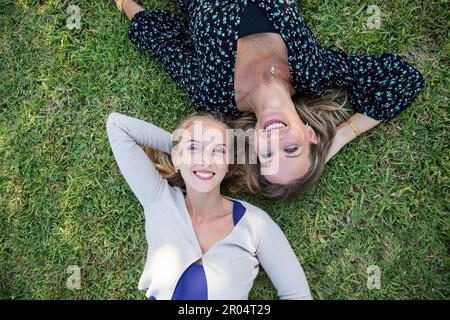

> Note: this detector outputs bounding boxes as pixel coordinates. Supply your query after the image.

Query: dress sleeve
[106,112,172,209]
[320,48,425,122]
[255,213,312,300]
[128,10,203,108]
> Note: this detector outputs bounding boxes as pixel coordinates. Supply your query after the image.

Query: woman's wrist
[327,114,380,162]
[337,121,357,145]
[346,119,362,137]
[335,114,381,148]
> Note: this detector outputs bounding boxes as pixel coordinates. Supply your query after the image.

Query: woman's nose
[201,150,212,165]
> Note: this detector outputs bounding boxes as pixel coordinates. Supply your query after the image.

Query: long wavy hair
[232,88,350,201]
[142,112,260,194]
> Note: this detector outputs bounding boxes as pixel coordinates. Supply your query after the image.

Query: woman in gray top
[106,111,311,300]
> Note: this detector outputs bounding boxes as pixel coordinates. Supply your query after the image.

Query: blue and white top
[170,200,246,300]
[106,112,312,300]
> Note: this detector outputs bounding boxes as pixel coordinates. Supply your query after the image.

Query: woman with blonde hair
[106,111,311,299]
[115,0,425,200]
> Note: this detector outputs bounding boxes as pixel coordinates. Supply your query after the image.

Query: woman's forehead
[182,119,228,142]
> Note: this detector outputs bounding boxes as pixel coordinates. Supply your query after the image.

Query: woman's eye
[261,151,272,159]
[285,146,298,153]
[213,147,226,154]
[188,144,200,152]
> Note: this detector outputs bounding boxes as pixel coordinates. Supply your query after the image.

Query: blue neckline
[231,200,246,226]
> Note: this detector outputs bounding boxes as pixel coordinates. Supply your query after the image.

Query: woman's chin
[186,180,222,193]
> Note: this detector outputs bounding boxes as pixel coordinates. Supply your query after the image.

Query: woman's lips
[193,170,215,181]
[263,118,287,130]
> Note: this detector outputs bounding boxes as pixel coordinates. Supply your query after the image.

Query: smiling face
[171,117,230,193]
[254,94,318,185]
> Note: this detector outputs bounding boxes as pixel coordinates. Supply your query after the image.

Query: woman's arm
[320,50,424,162]
[256,214,312,300]
[106,112,172,209]
[326,113,380,162]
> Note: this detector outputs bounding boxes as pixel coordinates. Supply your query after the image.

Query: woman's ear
[306,124,318,145]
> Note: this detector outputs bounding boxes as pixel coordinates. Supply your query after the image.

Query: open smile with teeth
[265,122,287,130]
[193,170,216,180]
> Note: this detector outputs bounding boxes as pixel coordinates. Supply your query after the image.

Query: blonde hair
[142,112,258,194]
[232,88,350,201]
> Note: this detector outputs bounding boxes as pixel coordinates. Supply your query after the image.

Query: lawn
[0,0,448,299]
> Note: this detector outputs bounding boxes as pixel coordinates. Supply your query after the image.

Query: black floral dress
[128,0,425,122]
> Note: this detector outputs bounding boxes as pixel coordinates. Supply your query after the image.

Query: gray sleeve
[106,112,172,209]
[256,215,312,300]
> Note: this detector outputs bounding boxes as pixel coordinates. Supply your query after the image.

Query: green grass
[0,0,448,299]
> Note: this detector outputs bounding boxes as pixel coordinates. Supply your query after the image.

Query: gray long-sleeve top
[106,112,312,300]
